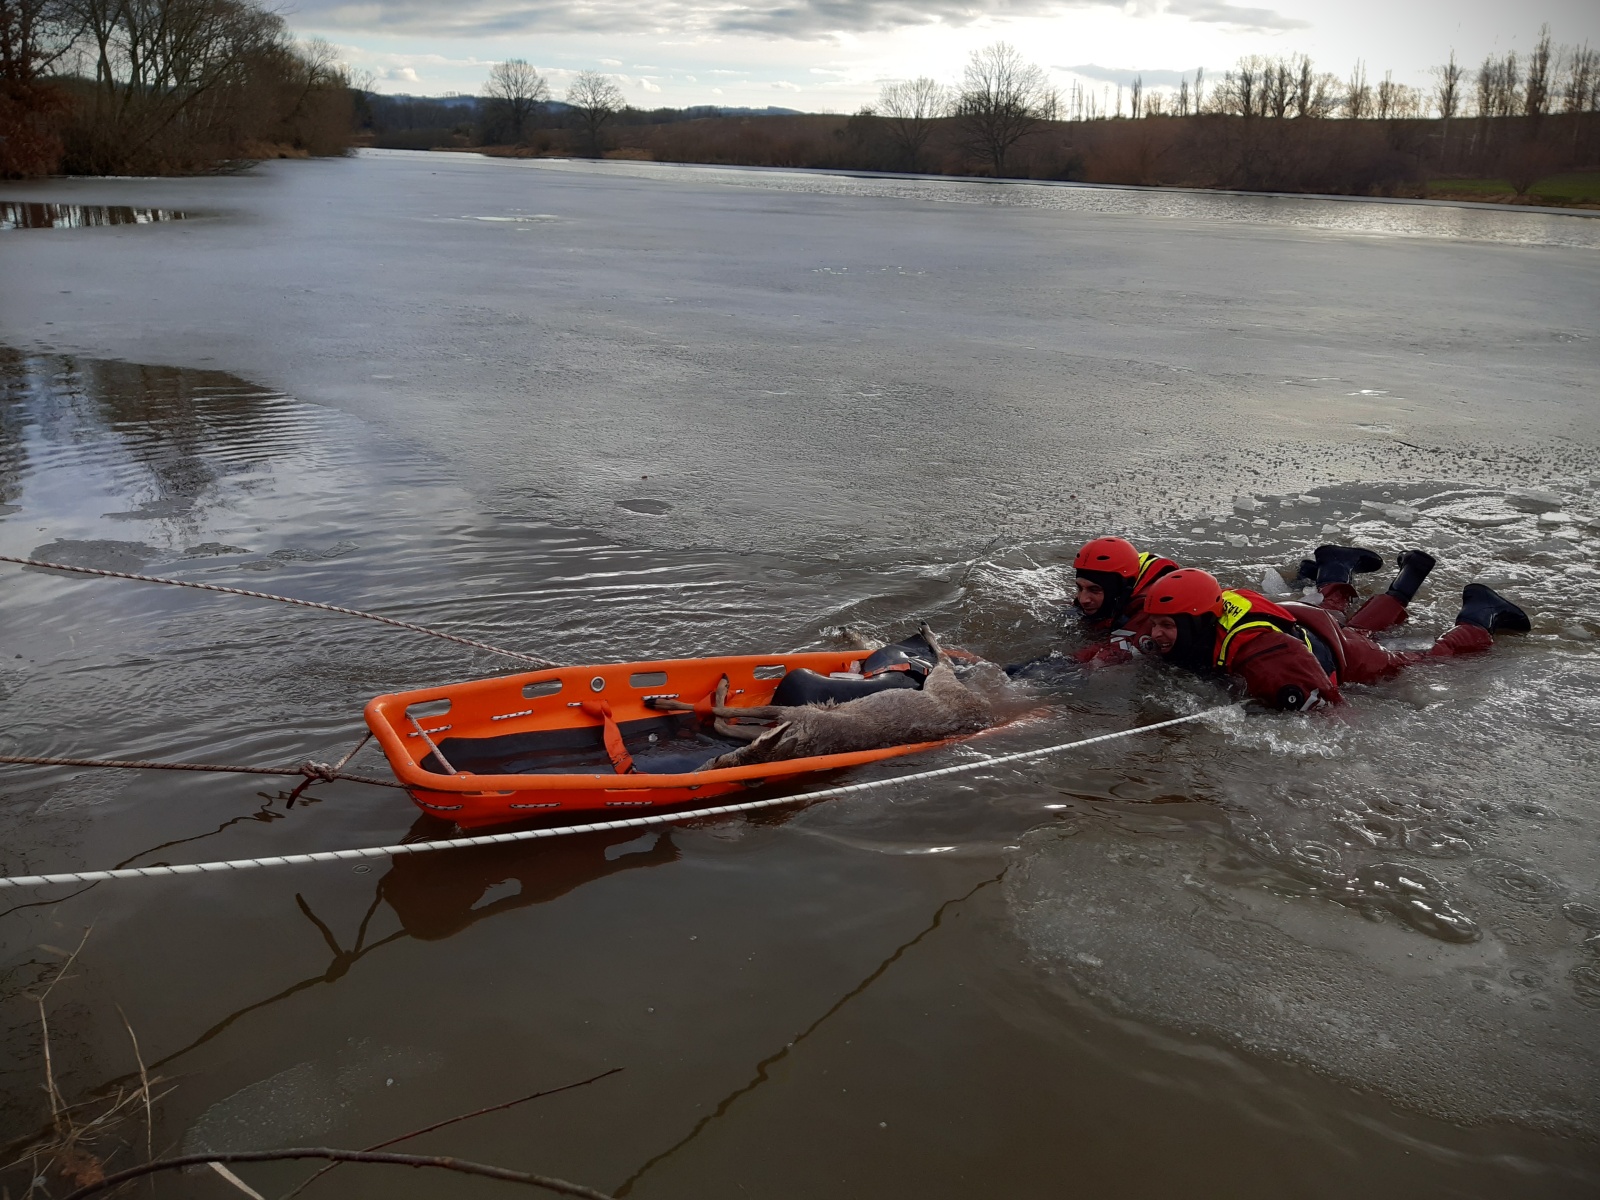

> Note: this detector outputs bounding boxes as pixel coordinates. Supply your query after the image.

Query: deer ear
[744,722,798,756]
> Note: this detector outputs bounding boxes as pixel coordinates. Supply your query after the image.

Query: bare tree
[1375,70,1402,119]
[1130,74,1142,118]
[1176,76,1190,116]
[67,0,295,173]
[0,0,79,175]
[1561,43,1596,113]
[567,68,624,156]
[481,57,548,143]
[1344,60,1371,118]
[1433,50,1464,120]
[875,76,949,170]
[954,42,1051,176]
[1477,51,1520,117]
[1524,24,1554,119]
[1291,54,1313,116]
[0,0,77,84]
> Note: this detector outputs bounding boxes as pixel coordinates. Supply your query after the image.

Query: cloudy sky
[290,1,1600,110]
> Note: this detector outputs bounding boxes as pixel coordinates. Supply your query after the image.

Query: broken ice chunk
[1507,488,1563,513]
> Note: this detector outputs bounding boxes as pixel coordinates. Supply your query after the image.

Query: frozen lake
[1,152,1598,1197]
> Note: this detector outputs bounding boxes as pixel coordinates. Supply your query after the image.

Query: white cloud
[386,65,420,82]
[772,80,801,90]
[600,57,622,65]
[1059,62,1204,86]
[294,0,1307,40]
[640,76,662,91]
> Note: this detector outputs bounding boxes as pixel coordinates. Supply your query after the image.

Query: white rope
[0,555,556,668]
[0,705,1237,889]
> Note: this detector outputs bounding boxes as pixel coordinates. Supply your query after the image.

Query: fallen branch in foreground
[59,1148,617,1200]
[282,1067,624,1198]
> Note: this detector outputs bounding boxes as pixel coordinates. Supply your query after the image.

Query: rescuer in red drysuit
[1069,536,1182,666]
[1070,538,1398,668]
[1292,543,1439,633]
[1141,564,1531,711]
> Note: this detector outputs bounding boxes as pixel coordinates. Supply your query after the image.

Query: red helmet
[1144,568,1224,618]
[1073,536,1140,580]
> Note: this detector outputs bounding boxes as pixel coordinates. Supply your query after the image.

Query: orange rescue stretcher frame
[365,651,953,828]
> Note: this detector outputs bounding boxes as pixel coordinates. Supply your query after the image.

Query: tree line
[1,0,357,176]
[464,32,1597,198]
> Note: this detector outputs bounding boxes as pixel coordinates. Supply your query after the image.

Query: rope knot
[300,761,339,783]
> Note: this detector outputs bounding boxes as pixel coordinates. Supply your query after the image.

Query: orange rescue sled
[365,651,957,828]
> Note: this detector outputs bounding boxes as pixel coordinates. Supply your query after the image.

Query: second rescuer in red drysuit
[1059,537,1396,668]
[1005,537,1180,678]
[1140,559,1531,711]
[1069,536,1181,664]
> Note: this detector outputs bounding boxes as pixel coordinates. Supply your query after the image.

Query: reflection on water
[1,349,1598,1194]
[383,822,681,940]
[0,201,187,230]
[525,158,1600,251]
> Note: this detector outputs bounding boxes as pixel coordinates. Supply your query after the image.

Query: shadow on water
[0,201,187,230]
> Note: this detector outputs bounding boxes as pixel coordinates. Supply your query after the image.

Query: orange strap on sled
[579,701,635,775]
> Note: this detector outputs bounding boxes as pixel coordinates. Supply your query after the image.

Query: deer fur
[692,623,995,770]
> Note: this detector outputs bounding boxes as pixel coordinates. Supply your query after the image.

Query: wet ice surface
[2,155,1599,1195]
[2,150,1596,561]
[530,157,1600,250]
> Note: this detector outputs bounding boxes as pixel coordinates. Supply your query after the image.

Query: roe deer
[653,623,997,769]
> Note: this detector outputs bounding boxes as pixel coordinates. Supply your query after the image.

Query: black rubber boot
[1313,544,1385,587]
[1386,550,1436,604]
[860,631,938,681]
[1456,583,1531,633]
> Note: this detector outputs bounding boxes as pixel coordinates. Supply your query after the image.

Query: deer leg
[917,620,946,662]
[713,716,769,741]
[644,696,694,712]
[712,703,787,741]
[646,675,733,716]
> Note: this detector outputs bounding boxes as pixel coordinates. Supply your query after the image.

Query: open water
[0,154,1597,1198]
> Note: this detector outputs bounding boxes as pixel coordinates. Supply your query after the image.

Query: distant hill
[360,92,812,151]
[373,94,799,119]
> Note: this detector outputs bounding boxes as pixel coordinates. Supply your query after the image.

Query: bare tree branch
[482,56,548,142]
[58,1148,617,1200]
[954,42,1051,177]
[567,68,624,156]
[281,1067,623,1199]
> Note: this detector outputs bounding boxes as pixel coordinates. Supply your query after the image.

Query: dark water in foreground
[0,351,1597,1197]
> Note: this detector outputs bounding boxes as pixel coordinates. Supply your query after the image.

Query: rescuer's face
[1075,578,1105,616]
[1148,615,1179,654]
